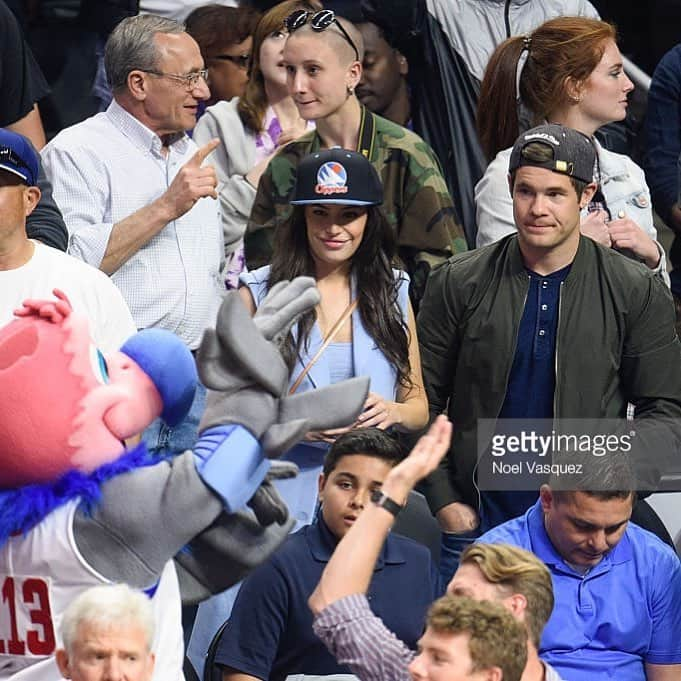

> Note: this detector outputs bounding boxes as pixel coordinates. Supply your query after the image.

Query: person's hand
[159,138,220,220]
[608,213,661,268]
[580,209,611,247]
[436,501,480,533]
[355,391,400,430]
[245,155,273,189]
[244,127,307,188]
[277,125,307,148]
[380,415,453,505]
[304,431,335,444]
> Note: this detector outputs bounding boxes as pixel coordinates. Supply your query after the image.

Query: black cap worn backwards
[290,148,383,206]
[509,124,596,184]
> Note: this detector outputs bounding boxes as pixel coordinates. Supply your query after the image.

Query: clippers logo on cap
[315,162,349,195]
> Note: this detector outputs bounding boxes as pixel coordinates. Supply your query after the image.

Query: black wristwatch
[370,489,403,517]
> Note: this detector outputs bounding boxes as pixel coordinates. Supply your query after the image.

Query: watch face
[370,489,402,516]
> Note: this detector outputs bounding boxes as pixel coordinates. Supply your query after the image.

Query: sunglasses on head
[284,9,360,62]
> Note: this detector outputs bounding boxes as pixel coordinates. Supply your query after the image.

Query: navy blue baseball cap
[290,148,383,206]
[0,128,39,186]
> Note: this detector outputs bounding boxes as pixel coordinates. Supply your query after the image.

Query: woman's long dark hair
[269,205,412,389]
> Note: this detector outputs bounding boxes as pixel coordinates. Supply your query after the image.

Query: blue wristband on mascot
[193,425,270,512]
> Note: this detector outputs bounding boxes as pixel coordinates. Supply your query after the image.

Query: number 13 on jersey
[0,575,56,657]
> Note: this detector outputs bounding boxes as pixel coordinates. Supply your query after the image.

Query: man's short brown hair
[426,596,527,681]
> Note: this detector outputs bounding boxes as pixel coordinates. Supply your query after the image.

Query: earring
[347,85,355,96]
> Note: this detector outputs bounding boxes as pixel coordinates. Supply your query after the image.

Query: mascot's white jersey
[0,500,185,681]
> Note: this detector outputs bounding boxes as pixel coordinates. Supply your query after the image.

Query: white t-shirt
[0,242,136,354]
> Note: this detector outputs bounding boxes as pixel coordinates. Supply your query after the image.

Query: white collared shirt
[42,100,225,349]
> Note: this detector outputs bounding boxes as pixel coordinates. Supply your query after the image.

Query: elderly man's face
[142,31,210,135]
[56,619,155,681]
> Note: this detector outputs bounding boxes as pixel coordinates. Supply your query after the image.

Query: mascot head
[0,290,197,488]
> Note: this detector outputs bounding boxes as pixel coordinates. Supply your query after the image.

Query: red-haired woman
[475,17,666,280]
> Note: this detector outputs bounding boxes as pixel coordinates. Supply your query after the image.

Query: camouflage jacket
[245,108,467,303]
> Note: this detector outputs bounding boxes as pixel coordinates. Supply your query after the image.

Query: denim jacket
[475,140,668,283]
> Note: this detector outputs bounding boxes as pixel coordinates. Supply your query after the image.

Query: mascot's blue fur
[0,444,166,545]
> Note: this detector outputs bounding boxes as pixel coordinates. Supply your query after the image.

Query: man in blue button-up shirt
[479,462,681,681]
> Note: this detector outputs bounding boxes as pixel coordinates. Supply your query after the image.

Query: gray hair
[105,14,185,92]
[60,584,155,653]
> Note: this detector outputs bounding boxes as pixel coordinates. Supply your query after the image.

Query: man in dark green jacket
[418,124,681,582]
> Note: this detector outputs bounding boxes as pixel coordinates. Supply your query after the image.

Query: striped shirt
[42,100,225,349]
[313,594,565,681]
[313,594,413,681]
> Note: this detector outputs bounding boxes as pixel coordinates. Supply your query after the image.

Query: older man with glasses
[42,13,226,457]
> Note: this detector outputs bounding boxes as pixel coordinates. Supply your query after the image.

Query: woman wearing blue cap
[239,147,429,526]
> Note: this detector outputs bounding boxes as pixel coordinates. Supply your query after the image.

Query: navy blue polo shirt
[483,265,571,527]
[500,264,571,420]
[215,516,436,681]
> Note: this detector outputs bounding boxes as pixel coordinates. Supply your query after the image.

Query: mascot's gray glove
[198,277,369,453]
[180,279,369,601]
[192,278,369,520]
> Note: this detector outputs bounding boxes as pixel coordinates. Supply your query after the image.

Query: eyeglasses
[142,69,209,90]
[284,9,360,62]
[209,54,251,70]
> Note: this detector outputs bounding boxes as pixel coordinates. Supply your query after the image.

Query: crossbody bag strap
[289,299,359,395]
[357,105,376,159]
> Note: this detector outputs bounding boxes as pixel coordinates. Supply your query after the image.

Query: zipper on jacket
[504,0,511,38]
[472,459,482,521]
[552,282,564,419]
